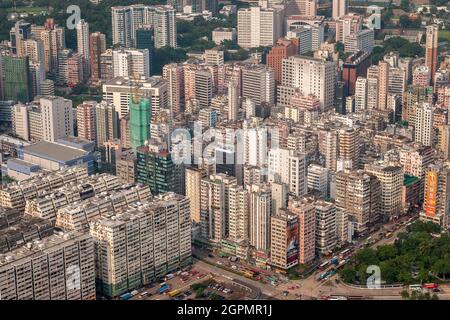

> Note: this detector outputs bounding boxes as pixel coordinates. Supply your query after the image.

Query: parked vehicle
[120,292,132,300]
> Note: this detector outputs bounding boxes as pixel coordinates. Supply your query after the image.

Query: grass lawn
[439,30,450,43]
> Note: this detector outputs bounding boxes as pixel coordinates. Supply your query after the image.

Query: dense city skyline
[0,0,449,305]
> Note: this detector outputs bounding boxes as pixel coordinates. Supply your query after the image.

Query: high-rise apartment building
[90,32,106,82]
[266,38,298,84]
[90,193,191,297]
[163,63,185,114]
[0,231,96,300]
[365,162,403,217]
[289,198,315,264]
[228,184,249,242]
[185,167,206,223]
[315,200,337,255]
[280,56,335,111]
[95,101,119,147]
[237,6,283,48]
[307,164,330,198]
[0,55,32,103]
[153,5,177,48]
[344,29,374,54]
[354,77,367,112]
[32,19,66,74]
[9,20,32,55]
[76,101,97,143]
[100,49,114,81]
[40,96,74,142]
[414,102,434,147]
[270,209,299,270]
[102,76,168,118]
[137,144,179,195]
[200,174,237,242]
[194,69,214,109]
[422,163,450,229]
[338,127,361,170]
[413,66,431,87]
[242,64,275,107]
[268,148,307,198]
[425,25,438,82]
[111,6,134,47]
[332,0,348,19]
[112,5,177,49]
[76,19,90,79]
[112,48,150,79]
[248,184,272,252]
[335,169,380,232]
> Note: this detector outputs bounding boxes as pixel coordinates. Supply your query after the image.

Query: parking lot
[129,262,252,301]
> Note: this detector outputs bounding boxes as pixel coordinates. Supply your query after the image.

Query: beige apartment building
[0,231,95,300]
[270,209,299,270]
[89,193,191,298]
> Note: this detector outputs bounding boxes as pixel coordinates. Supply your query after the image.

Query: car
[216,261,223,265]
[282,291,289,296]
[208,254,214,258]
[184,290,192,296]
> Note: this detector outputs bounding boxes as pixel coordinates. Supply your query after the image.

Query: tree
[341,267,357,283]
[151,47,188,75]
[399,15,411,29]
[400,0,410,12]
[355,248,379,266]
[195,287,205,298]
[377,245,397,261]
[340,222,450,286]
[432,259,450,280]
[401,290,410,299]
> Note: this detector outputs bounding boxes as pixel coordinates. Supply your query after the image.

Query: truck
[409,284,422,292]
[318,271,329,281]
[168,289,181,297]
[159,284,170,294]
[337,259,347,269]
[318,261,330,271]
[423,283,438,290]
[120,292,133,300]
[165,273,175,281]
[330,257,339,266]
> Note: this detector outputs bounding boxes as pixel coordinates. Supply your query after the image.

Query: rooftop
[22,141,88,162]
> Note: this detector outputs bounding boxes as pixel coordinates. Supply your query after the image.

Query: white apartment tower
[153,6,177,48]
[281,56,335,111]
[111,6,134,47]
[241,64,275,106]
[228,80,239,121]
[354,77,368,112]
[414,102,434,147]
[248,184,272,252]
[237,6,283,48]
[40,96,74,142]
[76,19,90,78]
[332,0,348,19]
[112,48,150,78]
